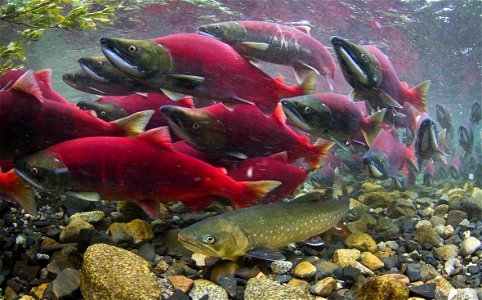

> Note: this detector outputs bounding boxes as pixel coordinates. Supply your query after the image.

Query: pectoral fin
[161,89,187,101]
[66,192,101,201]
[293,62,319,85]
[245,248,286,261]
[167,74,205,90]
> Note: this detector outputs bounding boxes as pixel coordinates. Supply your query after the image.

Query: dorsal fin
[273,103,287,124]
[112,110,153,136]
[11,70,44,103]
[179,96,194,107]
[137,127,173,151]
[295,25,311,35]
[269,151,289,162]
[34,69,52,86]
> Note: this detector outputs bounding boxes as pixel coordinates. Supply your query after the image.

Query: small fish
[99,34,315,115]
[458,125,473,155]
[77,93,194,129]
[160,103,334,170]
[0,71,153,159]
[470,101,481,125]
[435,104,453,133]
[448,157,462,180]
[178,190,349,260]
[0,168,36,215]
[197,20,336,89]
[280,93,386,147]
[415,113,446,167]
[227,152,308,203]
[14,128,280,217]
[363,130,417,180]
[331,36,430,113]
[1,69,69,105]
[62,68,141,96]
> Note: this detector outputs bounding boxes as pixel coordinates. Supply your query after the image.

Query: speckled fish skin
[178,193,349,260]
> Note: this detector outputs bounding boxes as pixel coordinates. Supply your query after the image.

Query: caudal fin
[299,71,317,95]
[361,108,386,147]
[5,171,37,216]
[234,180,281,208]
[409,80,430,112]
[112,110,154,136]
[308,139,335,171]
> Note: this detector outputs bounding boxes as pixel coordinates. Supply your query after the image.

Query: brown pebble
[168,275,194,294]
[288,278,310,293]
[379,273,410,284]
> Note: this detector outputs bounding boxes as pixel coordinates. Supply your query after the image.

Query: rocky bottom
[0,179,481,300]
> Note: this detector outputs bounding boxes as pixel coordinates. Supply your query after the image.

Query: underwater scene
[0,0,481,299]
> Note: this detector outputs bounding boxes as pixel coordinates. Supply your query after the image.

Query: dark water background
[24,0,481,131]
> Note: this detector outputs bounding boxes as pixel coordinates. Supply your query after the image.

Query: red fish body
[365,46,428,112]
[161,103,333,170]
[0,71,151,159]
[0,69,69,105]
[227,153,308,203]
[14,129,279,217]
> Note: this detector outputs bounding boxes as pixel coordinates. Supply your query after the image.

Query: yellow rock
[345,233,377,253]
[80,243,161,300]
[361,252,384,271]
[310,276,336,297]
[59,216,94,243]
[288,278,310,293]
[123,219,154,243]
[357,275,409,300]
[30,283,49,299]
[292,261,316,279]
[168,275,193,294]
[332,249,361,267]
[427,276,456,300]
[379,273,410,284]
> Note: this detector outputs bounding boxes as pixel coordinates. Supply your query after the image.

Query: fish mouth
[13,167,46,190]
[100,37,142,78]
[62,73,80,88]
[331,36,369,86]
[280,99,312,132]
[178,232,217,256]
[78,59,109,83]
[368,163,384,178]
[160,106,197,146]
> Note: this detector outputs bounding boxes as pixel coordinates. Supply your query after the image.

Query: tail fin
[361,108,386,147]
[308,139,335,171]
[409,80,430,112]
[234,180,281,207]
[3,170,37,216]
[299,71,317,95]
[112,110,154,136]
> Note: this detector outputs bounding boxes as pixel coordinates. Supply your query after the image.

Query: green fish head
[14,151,73,192]
[100,37,172,79]
[62,69,109,95]
[78,55,124,83]
[362,149,389,179]
[178,218,250,259]
[280,95,333,136]
[160,105,226,151]
[197,22,247,44]
[416,117,439,158]
[330,36,381,88]
[77,101,128,122]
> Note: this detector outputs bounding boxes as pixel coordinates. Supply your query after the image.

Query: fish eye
[96,61,103,67]
[100,111,106,116]
[128,45,137,53]
[361,53,366,60]
[304,107,310,113]
[31,167,39,176]
[192,123,200,129]
[215,25,221,31]
[203,236,215,244]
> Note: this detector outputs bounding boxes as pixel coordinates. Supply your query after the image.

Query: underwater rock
[310,276,336,297]
[408,283,436,299]
[188,279,228,300]
[461,196,482,220]
[167,275,194,294]
[70,211,106,224]
[271,260,293,275]
[47,245,82,274]
[446,210,468,227]
[429,215,446,227]
[315,260,339,280]
[107,219,153,244]
[357,275,409,300]
[244,278,316,300]
[427,277,457,300]
[288,278,310,293]
[80,243,162,300]
[386,199,416,218]
[434,244,458,261]
[433,204,449,216]
[59,216,95,243]
[460,237,481,256]
[363,192,393,208]
[419,262,439,282]
[51,268,81,299]
[452,288,479,300]
[292,261,316,279]
[414,225,443,247]
[361,182,384,192]
[345,233,377,253]
[372,217,400,240]
[360,252,384,271]
[332,248,361,267]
